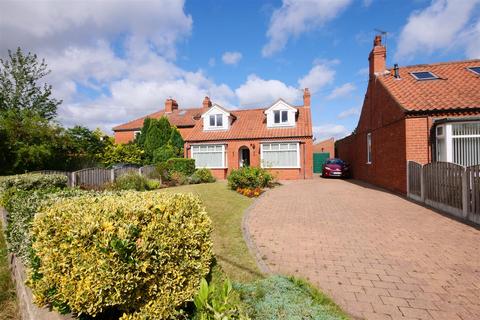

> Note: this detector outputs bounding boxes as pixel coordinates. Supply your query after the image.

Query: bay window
[191,144,226,168]
[436,121,480,166]
[261,142,300,168]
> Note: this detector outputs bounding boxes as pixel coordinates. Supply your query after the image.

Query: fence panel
[139,165,157,178]
[466,165,480,224]
[423,162,464,217]
[75,168,111,188]
[407,161,422,199]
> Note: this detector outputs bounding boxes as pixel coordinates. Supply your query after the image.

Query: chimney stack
[165,98,178,113]
[369,35,386,78]
[202,96,212,108]
[303,88,311,107]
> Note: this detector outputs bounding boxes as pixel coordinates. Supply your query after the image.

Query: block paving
[245,178,480,320]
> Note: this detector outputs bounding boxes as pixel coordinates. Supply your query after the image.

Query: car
[321,158,350,178]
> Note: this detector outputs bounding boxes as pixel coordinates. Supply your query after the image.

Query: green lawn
[0,222,20,320]
[161,181,262,283]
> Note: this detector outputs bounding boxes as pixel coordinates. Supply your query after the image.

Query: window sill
[261,166,301,169]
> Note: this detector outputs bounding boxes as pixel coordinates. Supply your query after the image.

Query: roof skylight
[410,71,439,80]
[467,66,480,75]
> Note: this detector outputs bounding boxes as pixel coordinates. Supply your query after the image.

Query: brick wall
[336,79,408,194]
[185,138,313,180]
[114,127,195,144]
[313,137,335,156]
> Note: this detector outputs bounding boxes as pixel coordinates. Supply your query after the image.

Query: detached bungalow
[113,89,314,180]
[336,35,480,194]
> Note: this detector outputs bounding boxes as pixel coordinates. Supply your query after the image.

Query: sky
[1,0,479,141]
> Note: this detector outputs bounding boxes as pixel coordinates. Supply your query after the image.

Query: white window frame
[273,110,289,124]
[134,130,141,138]
[190,144,226,169]
[209,114,223,128]
[436,121,480,166]
[260,142,300,169]
[367,133,372,164]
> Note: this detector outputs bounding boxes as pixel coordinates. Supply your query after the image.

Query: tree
[99,142,144,168]
[62,126,109,169]
[134,117,152,148]
[169,126,184,156]
[0,48,61,120]
[157,116,172,146]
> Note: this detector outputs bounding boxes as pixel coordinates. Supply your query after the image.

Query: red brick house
[113,89,314,180]
[313,137,335,156]
[336,35,480,194]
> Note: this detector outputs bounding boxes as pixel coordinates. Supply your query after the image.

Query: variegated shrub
[29,191,213,319]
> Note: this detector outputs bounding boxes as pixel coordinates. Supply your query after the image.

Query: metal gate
[313,153,330,173]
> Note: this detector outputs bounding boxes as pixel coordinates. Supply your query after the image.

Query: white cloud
[327,83,356,100]
[222,51,243,65]
[262,0,352,57]
[298,63,335,94]
[337,107,360,119]
[235,74,301,107]
[313,124,349,141]
[395,0,480,60]
[0,0,242,133]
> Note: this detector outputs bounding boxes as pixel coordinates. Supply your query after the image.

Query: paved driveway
[245,178,480,320]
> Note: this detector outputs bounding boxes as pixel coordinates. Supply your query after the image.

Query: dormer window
[265,99,297,128]
[274,110,289,124]
[209,114,223,127]
[201,104,230,131]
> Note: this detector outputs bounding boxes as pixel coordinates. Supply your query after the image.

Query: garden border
[1,208,72,320]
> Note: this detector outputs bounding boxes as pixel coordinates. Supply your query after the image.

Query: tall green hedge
[30,191,213,319]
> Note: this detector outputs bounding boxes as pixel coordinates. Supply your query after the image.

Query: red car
[321,158,350,178]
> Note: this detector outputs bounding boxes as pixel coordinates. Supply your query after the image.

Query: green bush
[0,174,67,196]
[110,172,159,191]
[236,276,348,320]
[191,169,216,184]
[166,158,196,176]
[170,171,188,186]
[227,167,274,190]
[29,192,213,319]
[194,278,249,320]
[3,188,86,265]
[152,144,175,163]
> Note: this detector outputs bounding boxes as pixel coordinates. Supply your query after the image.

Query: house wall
[114,127,195,144]
[336,80,408,194]
[313,138,335,156]
[185,137,313,180]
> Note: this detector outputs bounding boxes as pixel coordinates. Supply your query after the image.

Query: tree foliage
[0,48,61,120]
[99,142,144,168]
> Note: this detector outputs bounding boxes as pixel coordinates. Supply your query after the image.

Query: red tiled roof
[112,108,203,131]
[184,106,312,142]
[379,59,480,113]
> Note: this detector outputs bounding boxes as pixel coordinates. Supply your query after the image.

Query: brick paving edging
[241,191,272,275]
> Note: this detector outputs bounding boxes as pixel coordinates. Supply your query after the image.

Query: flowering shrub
[227,167,274,191]
[29,191,213,319]
[236,187,263,198]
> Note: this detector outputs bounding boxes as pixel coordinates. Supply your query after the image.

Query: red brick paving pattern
[245,178,480,320]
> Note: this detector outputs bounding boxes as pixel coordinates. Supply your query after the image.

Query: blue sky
[1,0,479,140]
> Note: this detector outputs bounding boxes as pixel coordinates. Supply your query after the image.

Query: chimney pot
[303,88,311,107]
[203,96,212,108]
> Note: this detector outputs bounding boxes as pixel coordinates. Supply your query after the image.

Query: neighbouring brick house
[313,137,335,156]
[336,35,480,194]
[113,89,314,180]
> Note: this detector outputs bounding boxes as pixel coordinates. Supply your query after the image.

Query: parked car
[321,158,350,178]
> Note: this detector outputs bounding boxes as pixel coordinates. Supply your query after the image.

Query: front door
[239,147,250,167]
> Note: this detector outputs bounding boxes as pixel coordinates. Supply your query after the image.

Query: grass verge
[0,221,20,320]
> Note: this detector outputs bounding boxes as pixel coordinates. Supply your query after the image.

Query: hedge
[157,158,196,181]
[29,191,213,319]
[3,188,86,265]
[0,173,67,196]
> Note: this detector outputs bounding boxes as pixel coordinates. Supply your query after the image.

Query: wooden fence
[34,165,159,189]
[407,161,480,225]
